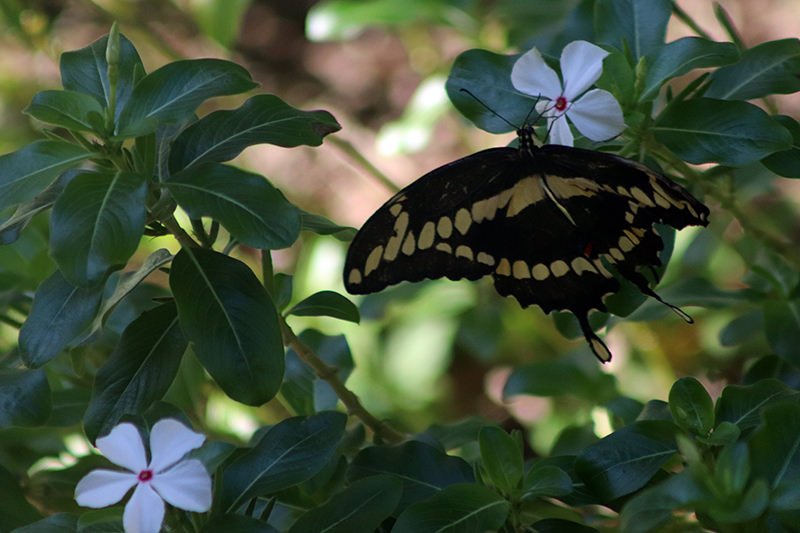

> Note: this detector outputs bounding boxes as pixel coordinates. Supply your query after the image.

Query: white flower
[75,419,212,533]
[511,40,625,146]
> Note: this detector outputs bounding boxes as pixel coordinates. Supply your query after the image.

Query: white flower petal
[511,47,562,100]
[560,40,609,100]
[549,115,574,146]
[148,419,205,473]
[75,469,137,508]
[152,459,212,512]
[123,483,165,533]
[567,89,626,141]
[96,423,148,473]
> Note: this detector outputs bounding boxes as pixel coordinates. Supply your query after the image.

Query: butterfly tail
[623,269,694,324]
[576,312,612,363]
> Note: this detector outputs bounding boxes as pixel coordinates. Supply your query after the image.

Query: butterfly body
[344,128,709,361]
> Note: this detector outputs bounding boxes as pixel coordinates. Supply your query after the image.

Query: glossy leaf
[706,38,800,100]
[619,471,708,533]
[575,420,678,501]
[301,211,356,240]
[749,403,800,486]
[594,0,671,61]
[763,300,800,366]
[715,379,798,431]
[219,411,347,512]
[288,475,402,533]
[641,37,739,100]
[0,169,77,245]
[0,368,51,427]
[24,90,106,133]
[531,518,598,533]
[479,425,523,494]
[348,440,474,510]
[60,32,144,115]
[166,163,301,250]
[11,513,79,532]
[169,94,340,171]
[521,465,573,500]
[654,98,792,165]
[50,171,147,287]
[117,58,258,138]
[0,140,92,211]
[392,483,510,533]
[0,464,42,530]
[762,114,800,178]
[201,515,278,533]
[287,290,360,323]
[504,357,617,403]
[668,377,714,436]
[170,248,284,405]
[83,302,187,443]
[19,270,104,367]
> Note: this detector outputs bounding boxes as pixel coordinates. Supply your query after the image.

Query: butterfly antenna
[459,88,518,130]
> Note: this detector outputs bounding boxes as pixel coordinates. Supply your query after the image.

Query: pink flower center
[554,95,568,112]
[138,469,154,482]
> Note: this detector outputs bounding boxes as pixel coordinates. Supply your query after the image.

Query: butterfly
[343,126,709,362]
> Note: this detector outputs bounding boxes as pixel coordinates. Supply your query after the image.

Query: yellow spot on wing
[435,242,452,254]
[477,252,495,266]
[365,245,383,276]
[507,176,545,217]
[531,263,549,280]
[513,260,530,279]
[571,257,596,275]
[550,260,569,277]
[419,222,435,249]
[455,208,472,234]
[619,236,635,252]
[455,245,474,260]
[389,203,403,216]
[631,187,656,207]
[402,232,416,255]
[348,269,362,285]
[496,258,511,276]
[437,217,452,238]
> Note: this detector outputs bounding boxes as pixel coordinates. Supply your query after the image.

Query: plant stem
[162,214,200,249]
[327,136,400,193]
[279,317,406,444]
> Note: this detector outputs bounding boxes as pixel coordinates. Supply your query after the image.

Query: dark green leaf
[668,377,714,436]
[166,163,301,250]
[706,479,769,524]
[12,513,79,532]
[0,368,51,427]
[446,48,529,133]
[75,508,123,532]
[60,32,144,115]
[763,300,800,366]
[479,425,523,494]
[742,354,800,389]
[619,471,709,533]
[706,38,800,100]
[700,421,740,447]
[50,171,147,287]
[0,464,42,530]
[24,90,106,132]
[170,248,284,405]
[595,0,671,61]
[117,59,258,138]
[201,515,278,533]
[48,388,91,427]
[504,357,617,403]
[749,403,800,486]
[83,302,187,443]
[0,140,92,211]
[301,211,356,240]
[287,290,360,323]
[521,465,573,499]
[641,37,739,100]
[762,115,800,178]
[0,169,77,245]
[348,440,474,510]
[219,411,347,512]
[531,518,598,533]
[719,310,764,348]
[392,483,510,533]
[654,98,792,165]
[169,94,340,171]
[288,475,402,533]
[19,270,104,367]
[715,379,798,431]
[425,417,486,451]
[576,420,678,501]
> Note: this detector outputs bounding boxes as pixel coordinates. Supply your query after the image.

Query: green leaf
[12,513,79,532]
[641,37,739,101]
[619,471,709,533]
[763,300,800,366]
[706,479,769,524]
[706,38,800,100]
[82,301,187,443]
[575,420,678,501]
[169,94,340,171]
[170,248,284,405]
[348,440,474,510]
[282,330,354,415]
[521,465,573,500]
[749,403,800,487]
[594,0,671,61]
[762,115,800,178]
[654,98,792,165]
[60,32,144,115]
[392,483,510,533]
[300,211,356,240]
[531,518,598,533]
[700,421,740,446]
[0,140,92,211]
[0,464,42,530]
[24,90,106,133]
[503,357,617,403]
[19,270,104,367]
[76,507,123,532]
[0,169,76,245]
[715,379,799,431]
[287,290,360,323]
[288,475,403,533]
[201,515,278,533]
[0,368,51,427]
[218,411,347,512]
[479,425,523,494]
[50,171,147,287]
[116,59,258,138]
[166,163,301,250]
[668,377,714,436]
[445,48,529,133]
